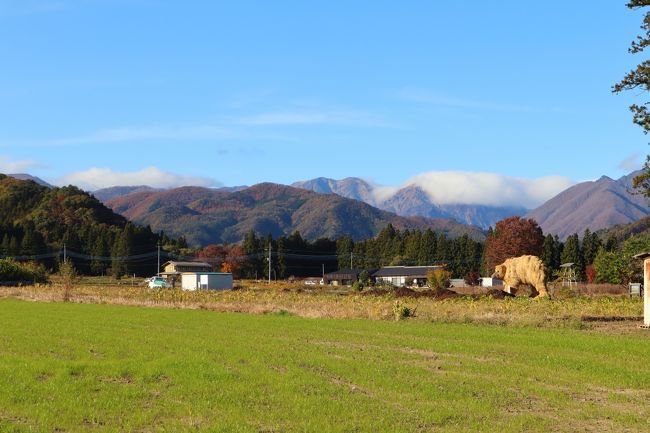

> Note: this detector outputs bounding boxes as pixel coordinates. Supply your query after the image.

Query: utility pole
[268,243,272,284]
[322,263,325,279]
[157,241,161,276]
[350,252,353,269]
[63,243,67,263]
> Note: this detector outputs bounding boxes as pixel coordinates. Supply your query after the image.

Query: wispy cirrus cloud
[0,1,68,17]
[396,87,533,113]
[55,167,221,191]
[6,106,394,146]
[44,124,240,145]
[0,0,157,17]
[235,110,396,128]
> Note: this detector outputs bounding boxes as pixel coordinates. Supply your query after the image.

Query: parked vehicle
[147,276,171,289]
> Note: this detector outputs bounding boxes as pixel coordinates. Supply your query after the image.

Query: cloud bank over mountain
[399,171,574,208]
[292,172,576,230]
[34,164,575,210]
[55,167,221,191]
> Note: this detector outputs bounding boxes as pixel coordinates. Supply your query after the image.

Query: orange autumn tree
[484,217,544,272]
[223,245,245,278]
[197,244,245,278]
[197,244,227,271]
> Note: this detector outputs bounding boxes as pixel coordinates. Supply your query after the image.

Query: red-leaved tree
[197,244,245,279]
[224,245,245,279]
[484,217,544,272]
[585,265,596,284]
[197,244,227,271]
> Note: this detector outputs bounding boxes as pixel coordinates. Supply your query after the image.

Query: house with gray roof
[372,266,443,287]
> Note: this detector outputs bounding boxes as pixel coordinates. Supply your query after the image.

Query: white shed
[480,277,504,288]
[181,272,233,291]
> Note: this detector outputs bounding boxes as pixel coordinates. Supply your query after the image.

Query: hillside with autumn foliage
[106,183,486,246]
[0,174,167,275]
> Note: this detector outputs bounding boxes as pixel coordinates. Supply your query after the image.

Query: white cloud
[0,155,43,173]
[54,167,221,191]
[618,152,643,172]
[371,185,400,204]
[374,171,574,208]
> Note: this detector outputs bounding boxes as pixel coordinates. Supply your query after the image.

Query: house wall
[328,279,354,286]
[181,273,233,291]
[377,276,406,286]
[164,264,211,273]
[181,274,198,290]
[450,279,466,288]
[480,278,504,288]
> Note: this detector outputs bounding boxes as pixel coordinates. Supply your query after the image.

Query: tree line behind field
[0,174,187,279]
[204,217,645,285]
[0,174,647,285]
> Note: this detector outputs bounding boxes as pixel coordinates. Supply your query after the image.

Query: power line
[1,246,484,265]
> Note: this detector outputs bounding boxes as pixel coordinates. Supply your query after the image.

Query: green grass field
[1,299,650,433]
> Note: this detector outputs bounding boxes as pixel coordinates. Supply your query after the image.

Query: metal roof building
[323,268,373,286]
[162,261,212,274]
[372,266,443,287]
[181,272,233,291]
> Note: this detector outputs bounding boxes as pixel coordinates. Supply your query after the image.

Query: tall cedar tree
[581,228,602,266]
[336,235,354,270]
[541,234,562,273]
[614,0,650,196]
[561,233,584,279]
[484,217,544,272]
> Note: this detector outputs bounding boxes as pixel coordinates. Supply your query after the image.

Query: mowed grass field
[1,299,650,432]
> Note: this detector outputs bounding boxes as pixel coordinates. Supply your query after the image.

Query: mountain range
[293,173,650,239]
[106,183,485,246]
[92,186,161,202]
[524,171,649,239]
[291,177,528,230]
[7,169,650,242]
[7,173,53,188]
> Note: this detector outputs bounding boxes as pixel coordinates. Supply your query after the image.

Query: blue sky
[0,0,648,206]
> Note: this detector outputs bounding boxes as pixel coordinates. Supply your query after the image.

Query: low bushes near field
[0,259,48,284]
[0,280,643,331]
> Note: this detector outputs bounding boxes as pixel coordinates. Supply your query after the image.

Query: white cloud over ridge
[50,166,571,209]
[55,167,221,191]
[373,171,575,209]
[0,155,43,173]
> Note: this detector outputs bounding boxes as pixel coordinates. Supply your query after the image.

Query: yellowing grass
[0,281,643,331]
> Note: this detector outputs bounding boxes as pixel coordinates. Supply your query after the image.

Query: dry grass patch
[0,281,644,333]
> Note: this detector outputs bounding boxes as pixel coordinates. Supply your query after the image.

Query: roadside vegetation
[0,279,643,332]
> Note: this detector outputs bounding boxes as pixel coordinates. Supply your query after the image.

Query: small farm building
[372,266,443,287]
[480,277,504,288]
[162,261,212,274]
[324,268,369,286]
[449,279,467,288]
[181,272,233,291]
[303,277,323,285]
